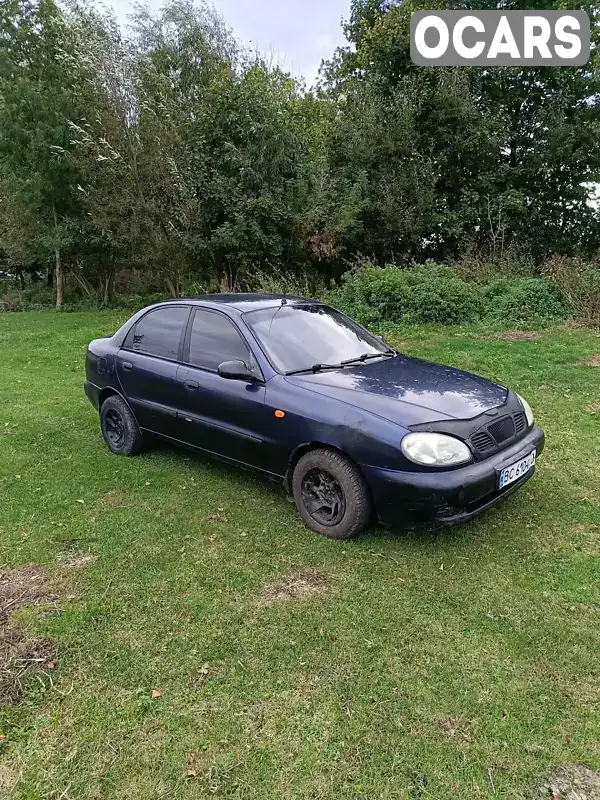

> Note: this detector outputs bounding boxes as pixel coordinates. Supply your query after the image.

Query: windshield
[243,304,390,374]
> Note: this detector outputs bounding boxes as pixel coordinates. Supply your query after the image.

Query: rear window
[124,306,189,360]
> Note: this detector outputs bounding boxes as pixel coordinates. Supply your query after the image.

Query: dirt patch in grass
[194,661,226,691]
[0,567,58,704]
[574,356,600,366]
[571,523,600,535]
[438,716,473,743]
[100,489,131,508]
[536,764,600,799]
[0,567,56,614]
[0,755,20,794]
[56,552,98,569]
[260,570,329,604]
[586,403,600,414]
[494,331,539,341]
[569,524,600,556]
[0,626,57,704]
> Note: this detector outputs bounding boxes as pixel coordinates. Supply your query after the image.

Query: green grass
[1,311,599,799]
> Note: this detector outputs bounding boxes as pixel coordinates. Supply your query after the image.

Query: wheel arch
[98,387,138,422]
[99,386,124,407]
[284,441,369,496]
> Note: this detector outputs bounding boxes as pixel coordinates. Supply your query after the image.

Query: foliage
[545,254,600,324]
[0,0,104,305]
[0,283,55,311]
[327,263,483,326]
[0,260,582,329]
[326,264,574,328]
[0,0,325,303]
[0,0,599,310]
[482,277,571,324]
[318,0,600,264]
[234,265,327,299]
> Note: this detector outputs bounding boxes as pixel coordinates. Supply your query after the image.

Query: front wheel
[292,448,372,539]
[100,395,144,456]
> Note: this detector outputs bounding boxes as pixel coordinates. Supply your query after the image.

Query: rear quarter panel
[86,337,122,395]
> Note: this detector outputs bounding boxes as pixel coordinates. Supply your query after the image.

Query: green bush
[0,283,56,311]
[483,277,571,323]
[327,263,483,326]
[235,266,327,300]
[545,255,600,323]
[0,262,582,327]
[0,281,171,312]
[326,264,573,328]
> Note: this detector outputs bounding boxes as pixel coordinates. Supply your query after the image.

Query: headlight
[401,432,472,467]
[517,394,534,427]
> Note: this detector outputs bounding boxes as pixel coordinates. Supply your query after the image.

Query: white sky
[108,0,350,84]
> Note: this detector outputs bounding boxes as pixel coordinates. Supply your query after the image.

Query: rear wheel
[100,396,144,456]
[292,448,372,540]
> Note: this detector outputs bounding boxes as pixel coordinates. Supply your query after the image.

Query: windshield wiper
[285,351,395,376]
[285,363,343,376]
[340,351,395,366]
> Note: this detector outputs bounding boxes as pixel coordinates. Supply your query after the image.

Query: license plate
[498,450,536,490]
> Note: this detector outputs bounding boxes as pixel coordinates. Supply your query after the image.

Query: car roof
[158,293,321,313]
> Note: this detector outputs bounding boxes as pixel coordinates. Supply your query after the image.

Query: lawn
[0,310,599,800]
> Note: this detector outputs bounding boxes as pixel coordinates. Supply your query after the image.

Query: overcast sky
[108,0,350,84]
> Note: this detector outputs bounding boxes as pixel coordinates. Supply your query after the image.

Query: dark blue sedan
[84,294,544,539]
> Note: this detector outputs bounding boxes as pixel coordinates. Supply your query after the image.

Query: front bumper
[363,425,545,527]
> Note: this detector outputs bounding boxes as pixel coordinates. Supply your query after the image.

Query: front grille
[470,410,529,457]
[488,416,515,444]
[472,430,495,453]
[514,411,527,435]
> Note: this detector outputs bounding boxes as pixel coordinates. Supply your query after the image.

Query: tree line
[1,0,599,308]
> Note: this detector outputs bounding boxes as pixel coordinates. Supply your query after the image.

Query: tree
[67,0,325,294]
[0,0,100,306]
[2,0,598,304]
[320,0,600,265]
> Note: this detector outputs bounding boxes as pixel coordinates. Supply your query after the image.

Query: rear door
[175,308,271,470]
[116,305,190,436]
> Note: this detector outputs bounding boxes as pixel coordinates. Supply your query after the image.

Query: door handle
[184,380,199,391]
[122,361,133,372]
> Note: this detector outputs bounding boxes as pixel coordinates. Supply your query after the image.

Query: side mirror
[217,360,259,383]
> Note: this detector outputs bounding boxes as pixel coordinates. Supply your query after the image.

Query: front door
[175,308,271,470]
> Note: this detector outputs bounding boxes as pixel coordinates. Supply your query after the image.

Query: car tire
[292,448,372,539]
[100,395,144,457]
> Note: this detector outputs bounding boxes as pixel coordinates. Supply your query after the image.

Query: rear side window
[124,306,189,360]
[188,309,250,371]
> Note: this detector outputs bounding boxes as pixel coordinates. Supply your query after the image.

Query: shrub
[0,284,56,311]
[545,255,600,323]
[454,249,535,282]
[483,277,571,323]
[236,266,327,300]
[327,263,483,326]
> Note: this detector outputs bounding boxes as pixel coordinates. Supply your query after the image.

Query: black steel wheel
[300,468,346,527]
[292,448,372,539]
[100,395,144,456]
[103,408,125,447]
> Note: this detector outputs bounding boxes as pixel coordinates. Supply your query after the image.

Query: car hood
[285,354,508,426]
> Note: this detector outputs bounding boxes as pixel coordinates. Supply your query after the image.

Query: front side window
[187,309,251,371]
[243,304,389,373]
[125,306,189,360]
